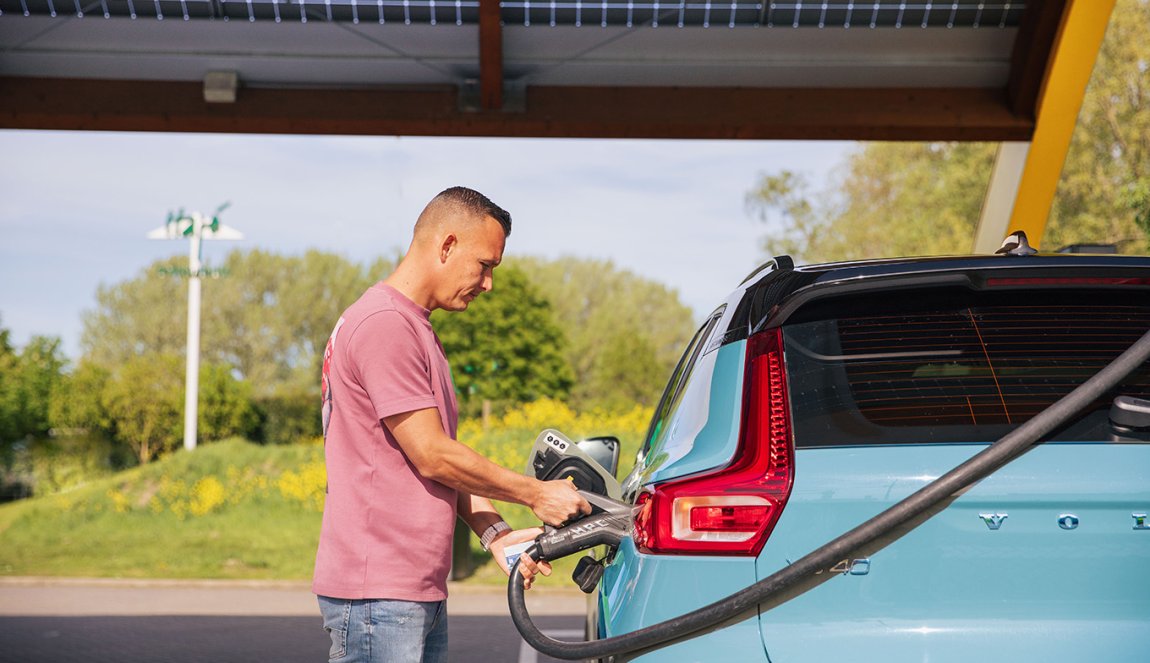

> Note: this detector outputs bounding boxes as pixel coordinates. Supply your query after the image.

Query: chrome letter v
[978,513,1009,530]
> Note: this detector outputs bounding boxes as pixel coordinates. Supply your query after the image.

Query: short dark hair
[432,186,512,237]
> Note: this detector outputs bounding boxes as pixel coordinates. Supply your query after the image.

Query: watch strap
[479,521,511,551]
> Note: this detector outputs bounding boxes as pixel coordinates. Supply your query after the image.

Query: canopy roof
[0,1,1069,140]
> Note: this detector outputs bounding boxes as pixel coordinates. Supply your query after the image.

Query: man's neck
[384,264,436,311]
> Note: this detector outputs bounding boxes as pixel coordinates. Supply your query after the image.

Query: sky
[0,130,853,359]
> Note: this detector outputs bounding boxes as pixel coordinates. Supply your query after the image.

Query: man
[314,186,590,663]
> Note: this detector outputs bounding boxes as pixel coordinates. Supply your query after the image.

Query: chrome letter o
[1058,514,1079,530]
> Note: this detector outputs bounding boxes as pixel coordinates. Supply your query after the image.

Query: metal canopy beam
[0,78,1033,141]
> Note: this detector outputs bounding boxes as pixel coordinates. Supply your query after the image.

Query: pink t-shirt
[313,283,459,601]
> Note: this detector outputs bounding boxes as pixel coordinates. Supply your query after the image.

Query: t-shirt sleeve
[345,310,438,421]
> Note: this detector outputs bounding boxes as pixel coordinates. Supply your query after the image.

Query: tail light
[633,328,794,556]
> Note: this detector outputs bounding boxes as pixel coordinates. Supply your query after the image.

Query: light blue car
[590,253,1150,662]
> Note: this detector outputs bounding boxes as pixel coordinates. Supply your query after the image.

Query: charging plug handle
[533,491,633,562]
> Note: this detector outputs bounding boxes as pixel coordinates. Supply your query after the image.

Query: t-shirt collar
[377,283,431,320]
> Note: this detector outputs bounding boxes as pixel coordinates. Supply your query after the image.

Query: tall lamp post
[147,204,243,452]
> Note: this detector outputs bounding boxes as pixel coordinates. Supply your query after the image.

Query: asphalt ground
[0,578,588,663]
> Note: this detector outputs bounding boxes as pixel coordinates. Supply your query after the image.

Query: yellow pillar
[1009,0,1117,250]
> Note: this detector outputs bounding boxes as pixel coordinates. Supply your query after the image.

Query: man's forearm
[457,492,506,543]
[384,408,587,526]
[427,440,540,507]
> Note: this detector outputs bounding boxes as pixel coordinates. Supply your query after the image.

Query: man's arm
[456,492,551,588]
[384,408,590,525]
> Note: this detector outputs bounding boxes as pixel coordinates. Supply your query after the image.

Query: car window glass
[783,289,1150,446]
[642,310,724,456]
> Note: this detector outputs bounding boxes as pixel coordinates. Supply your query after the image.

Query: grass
[0,438,324,579]
[0,400,650,586]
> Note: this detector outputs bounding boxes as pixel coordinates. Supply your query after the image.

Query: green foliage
[76,249,387,458]
[50,360,114,434]
[0,330,68,444]
[748,143,997,263]
[510,256,696,410]
[0,400,649,582]
[452,398,654,584]
[253,387,322,446]
[199,364,261,443]
[433,266,574,418]
[0,324,21,447]
[0,320,69,474]
[0,438,324,579]
[458,397,652,481]
[91,354,259,464]
[747,1,1150,261]
[81,257,189,364]
[22,433,133,497]
[81,249,389,395]
[1046,0,1150,253]
[582,328,667,413]
[100,354,184,464]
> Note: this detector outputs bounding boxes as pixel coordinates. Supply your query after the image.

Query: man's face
[438,214,506,312]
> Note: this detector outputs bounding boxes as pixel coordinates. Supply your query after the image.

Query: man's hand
[488,527,552,590]
[531,480,591,527]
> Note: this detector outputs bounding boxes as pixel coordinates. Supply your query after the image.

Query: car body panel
[757,443,1150,661]
[597,539,767,663]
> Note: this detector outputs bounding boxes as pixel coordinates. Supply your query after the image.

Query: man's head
[406,187,512,312]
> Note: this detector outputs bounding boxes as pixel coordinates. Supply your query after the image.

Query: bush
[458,397,652,479]
[254,389,321,445]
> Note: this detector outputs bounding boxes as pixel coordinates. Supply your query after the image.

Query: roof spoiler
[740,255,795,286]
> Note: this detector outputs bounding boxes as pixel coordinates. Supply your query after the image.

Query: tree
[81,249,391,395]
[512,256,699,410]
[96,354,258,463]
[747,0,1150,261]
[100,354,184,464]
[198,364,260,442]
[582,328,667,412]
[49,359,113,435]
[0,319,67,450]
[1045,0,1150,253]
[747,143,997,263]
[0,322,20,447]
[432,265,574,418]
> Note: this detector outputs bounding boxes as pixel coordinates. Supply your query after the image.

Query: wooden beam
[478,0,503,111]
[1007,0,1069,119]
[0,77,1034,141]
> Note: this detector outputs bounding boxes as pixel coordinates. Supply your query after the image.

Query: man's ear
[439,233,458,263]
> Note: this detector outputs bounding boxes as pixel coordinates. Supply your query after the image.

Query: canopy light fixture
[203,71,239,103]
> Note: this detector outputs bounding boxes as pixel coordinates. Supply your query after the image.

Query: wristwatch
[479,520,511,551]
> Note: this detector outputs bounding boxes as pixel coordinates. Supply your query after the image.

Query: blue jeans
[317,596,448,663]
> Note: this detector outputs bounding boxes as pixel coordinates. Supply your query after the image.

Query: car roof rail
[740,255,795,286]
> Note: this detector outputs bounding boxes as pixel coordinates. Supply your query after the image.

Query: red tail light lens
[634,328,794,556]
[690,503,772,532]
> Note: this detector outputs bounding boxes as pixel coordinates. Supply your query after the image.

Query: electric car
[589,252,1150,662]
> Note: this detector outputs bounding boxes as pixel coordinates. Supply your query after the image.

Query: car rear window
[781,288,1150,447]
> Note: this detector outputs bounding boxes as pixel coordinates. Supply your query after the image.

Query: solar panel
[0,0,1026,28]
